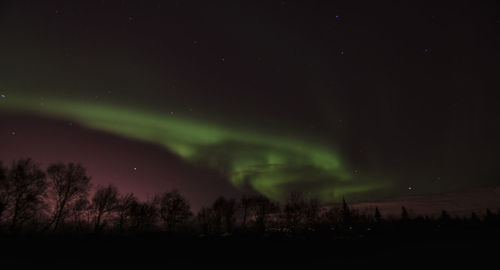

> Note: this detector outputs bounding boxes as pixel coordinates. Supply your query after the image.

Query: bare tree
[240,195,254,228]
[253,195,278,232]
[129,198,158,232]
[374,207,382,223]
[159,190,192,232]
[284,191,306,232]
[92,184,119,232]
[342,197,352,227]
[197,206,216,235]
[321,206,342,228]
[3,158,48,231]
[47,163,91,231]
[0,162,7,221]
[0,161,5,179]
[71,197,91,231]
[115,192,137,231]
[401,206,409,221]
[213,196,237,233]
[304,198,320,230]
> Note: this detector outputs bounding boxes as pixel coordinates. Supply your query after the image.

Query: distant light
[133,167,137,171]
[339,50,345,55]
[335,14,340,19]
[408,186,413,190]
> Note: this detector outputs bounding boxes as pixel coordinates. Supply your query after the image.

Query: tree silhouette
[197,206,216,235]
[212,196,237,233]
[92,184,119,232]
[3,156,500,244]
[253,195,278,232]
[129,198,159,232]
[0,161,5,179]
[115,193,137,232]
[322,206,342,230]
[374,207,382,223]
[284,191,306,232]
[222,198,236,233]
[485,209,495,225]
[240,195,254,228]
[470,212,479,223]
[46,162,91,231]
[212,197,225,233]
[439,210,450,221]
[342,197,352,228]
[3,158,47,232]
[401,206,409,221]
[71,197,91,231]
[305,198,320,230]
[159,190,192,232]
[0,162,7,220]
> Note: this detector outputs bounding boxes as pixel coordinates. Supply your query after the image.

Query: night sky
[1,0,499,210]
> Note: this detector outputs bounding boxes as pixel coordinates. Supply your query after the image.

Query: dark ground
[0,226,498,266]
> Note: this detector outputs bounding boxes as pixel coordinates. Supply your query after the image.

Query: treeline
[1,158,499,236]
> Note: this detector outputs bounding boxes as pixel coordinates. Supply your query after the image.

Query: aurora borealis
[1,0,500,209]
[2,94,381,202]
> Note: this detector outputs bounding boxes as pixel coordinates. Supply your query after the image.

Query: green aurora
[1,94,384,202]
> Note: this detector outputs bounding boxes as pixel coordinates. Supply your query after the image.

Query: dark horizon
[0,156,498,228]
[1,157,500,266]
[1,156,499,217]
